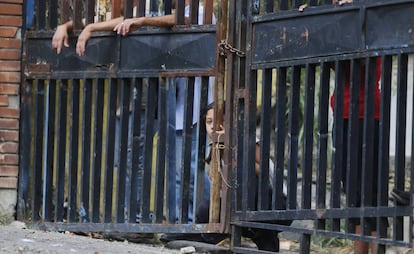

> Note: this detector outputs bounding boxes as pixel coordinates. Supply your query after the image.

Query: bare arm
[52,20,74,54]
[114,15,176,36]
[76,17,124,56]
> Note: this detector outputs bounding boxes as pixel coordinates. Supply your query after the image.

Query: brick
[0,15,21,27]
[0,27,18,38]
[0,95,8,106]
[0,49,20,60]
[0,84,19,95]
[0,108,19,118]
[0,0,23,3]
[0,61,20,71]
[0,118,18,129]
[0,4,22,15]
[0,142,18,153]
[0,154,18,165]
[0,165,18,177]
[0,72,20,83]
[0,177,17,189]
[0,39,21,49]
[0,130,18,142]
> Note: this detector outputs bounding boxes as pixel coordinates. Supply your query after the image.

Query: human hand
[52,24,70,54]
[76,26,92,56]
[113,17,144,36]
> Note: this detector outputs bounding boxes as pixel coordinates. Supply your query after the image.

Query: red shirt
[330,58,382,120]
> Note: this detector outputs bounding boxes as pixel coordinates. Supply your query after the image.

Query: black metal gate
[19,0,414,253]
[227,0,414,253]
[19,0,223,236]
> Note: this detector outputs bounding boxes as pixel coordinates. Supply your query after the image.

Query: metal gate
[19,0,223,236]
[227,0,414,253]
[19,0,414,253]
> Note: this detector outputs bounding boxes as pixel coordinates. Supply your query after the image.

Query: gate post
[210,0,227,224]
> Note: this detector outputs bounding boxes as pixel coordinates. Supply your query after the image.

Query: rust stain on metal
[27,64,51,73]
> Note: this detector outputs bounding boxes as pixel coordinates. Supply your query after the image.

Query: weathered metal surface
[251,1,414,65]
[25,28,216,77]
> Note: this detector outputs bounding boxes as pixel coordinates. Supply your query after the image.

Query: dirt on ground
[0,221,179,254]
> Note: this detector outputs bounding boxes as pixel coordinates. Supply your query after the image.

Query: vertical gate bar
[137,0,146,17]
[85,0,95,25]
[395,54,408,191]
[124,0,134,18]
[104,78,118,223]
[194,77,208,221]
[287,66,300,210]
[411,53,414,250]
[316,62,330,229]
[264,0,274,13]
[59,0,72,23]
[223,0,237,230]
[258,68,272,211]
[55,79,68,222]
[293,0,302,9]
[150,0,159,16]
[112,0,122,19]
[278,0,288,11]
[17,79,33,220]
[166,77,177,223]
[393,53,408,241]
[141,78,157,223]
[73,0,83,30]
[49,0,58,29]
[361,57,377,236]
[308,0,318,6]
[346,59,361,234]
[302,64,315,210]
[164,0,172,15]
[32,79,44,221]
[243,0,257,215]
[273,67,287,210]
[80,79,93,223]
[175,0,185,25]
[36,0,46,29]
[243,70,257,212]
[203,0,213,24]
[331,60,345,232]
[68,79,80,222]
[180,77,195,223]
[116,79,131,223]
[189,0,199,24]
[129,78,143,223]
[236,98,244,213]
[44,80,56,221]
[210,0,227,225]
[92,78,104,223]
[377,55,392,253]
[154,77,167,224]
[300,234,311,254]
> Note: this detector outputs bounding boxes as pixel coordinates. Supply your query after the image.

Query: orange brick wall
[0,0,23,190]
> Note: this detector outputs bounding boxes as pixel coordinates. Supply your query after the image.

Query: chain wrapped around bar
[218,40,246,57]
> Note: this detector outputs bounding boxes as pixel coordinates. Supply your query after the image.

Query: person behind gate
[52,0,214,225]
[330,58,383,254]
[195,102,292,252]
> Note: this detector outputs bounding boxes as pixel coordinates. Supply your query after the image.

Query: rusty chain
[218,40,246,57]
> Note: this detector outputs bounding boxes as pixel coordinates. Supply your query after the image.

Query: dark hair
[203,102,225,118]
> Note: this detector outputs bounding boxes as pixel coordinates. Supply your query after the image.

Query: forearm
[85,16,124,32]
[140,14,175,28]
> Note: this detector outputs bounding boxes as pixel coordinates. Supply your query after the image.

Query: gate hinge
[218,40,246,58]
